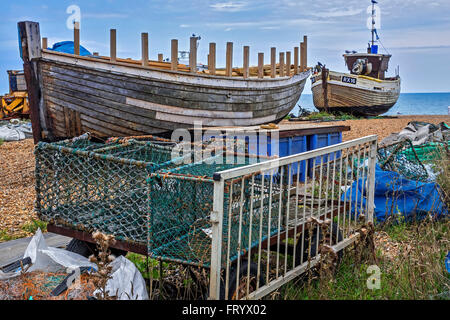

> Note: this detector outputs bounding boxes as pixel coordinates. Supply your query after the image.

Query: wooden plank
[190,37,197,73]
[41,61,301,112]
[41,49,305,90]
[226,42,233,77]
[141,33,149,66]
[63,106,70,136]
[279,52,285,77]
[74,22,80,56]
[18,21,42,143]
[75,110,82,135]
[171,39,178,71]
[258,53,264,79]
[294,47,299,75]
[42,37,48,49]
[271,47,276,78]
[300,42,305,72]
[42,63,299,113]
[209,43,216,75]
[71,108,78,136]
[303,35,308,70]
[110,29,117,62]
[286,51,291,77]
[243,46,250,79]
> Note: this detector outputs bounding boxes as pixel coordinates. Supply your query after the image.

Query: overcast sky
[1,0,449,94]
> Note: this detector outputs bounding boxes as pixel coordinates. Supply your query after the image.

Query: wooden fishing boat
[18,21,310,143]
[311,1,400,117]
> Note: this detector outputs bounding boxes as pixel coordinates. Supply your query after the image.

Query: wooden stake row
[68,25,308,78]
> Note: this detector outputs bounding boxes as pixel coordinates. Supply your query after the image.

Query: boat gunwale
[41,49,311,88]
[311,70,401,93]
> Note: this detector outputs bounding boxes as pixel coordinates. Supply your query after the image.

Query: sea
[294,92,450,116]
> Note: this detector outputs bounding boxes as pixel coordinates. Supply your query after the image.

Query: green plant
[126,253,162,280]
[0,138,4,146]
[0,229,18,242]
[275,218,450,300]
[21,219,48,234]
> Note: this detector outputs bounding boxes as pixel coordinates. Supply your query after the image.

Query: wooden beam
[286,51,291,77]
[158,53,163,62]
[171,39,178,71]
[74,22,80,55]
[209,42,216,75]
[300,42,305,72]
[270,47,276,78]
[303,35,308,70]
[243,46,249,79]
[110,29,117,62]
[258,52,264,79]
[18,21,43,143]
[279,52,285,77]
[226,42,233,77]
[190,36,197,73]
[294,47,299,75]
[42,37,48,49]
[141,33,149,66]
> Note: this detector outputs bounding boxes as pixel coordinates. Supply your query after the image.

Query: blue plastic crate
[307,132,343,177]
[247,134,307,181]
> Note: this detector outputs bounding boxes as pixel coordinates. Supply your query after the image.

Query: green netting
[35,137,280,267]
[35,139,186,244]
[400,141,449,163]
[377,140,430,182]
[147,154,282,267]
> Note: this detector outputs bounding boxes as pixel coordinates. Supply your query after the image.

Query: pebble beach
[0,115,449,241]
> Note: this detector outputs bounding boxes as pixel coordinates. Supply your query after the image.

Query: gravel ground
[285,115,450,143]
[0,115,449,242]
[0,139,37,241]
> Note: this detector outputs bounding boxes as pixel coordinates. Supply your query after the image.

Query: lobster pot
[147,154,282,267]
[35,139,184,244]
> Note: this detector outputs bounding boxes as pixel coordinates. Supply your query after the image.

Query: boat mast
[371,0,377,47]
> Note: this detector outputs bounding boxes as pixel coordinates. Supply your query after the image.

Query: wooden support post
[74,22,80,55]
[209,42,216,75]
[190,36,197,73]
[279,52,285,77]
[18,21,44,143]
[226,42,233,77]
[110,29,117,62]
[294,47,299,75]
[286,51,291,77]
[171,39,178,71]
[300,42,305,72]
[258,52,264,79]
[158,53,163,62]
[42,37,48,49]
[303,35,308,70]
[141,33,149,66]
[243,46,250,79]
[270,47,276,78]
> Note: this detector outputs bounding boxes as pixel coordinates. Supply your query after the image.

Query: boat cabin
[343,53,391,80]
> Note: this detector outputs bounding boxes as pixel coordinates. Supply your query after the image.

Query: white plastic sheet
[0,229,149,300]
[0,120,33,141]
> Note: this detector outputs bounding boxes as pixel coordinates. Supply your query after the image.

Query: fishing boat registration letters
[341,76,357,85]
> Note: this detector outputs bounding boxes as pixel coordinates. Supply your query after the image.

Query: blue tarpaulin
[343,164,448,223]
[48,41,92,56]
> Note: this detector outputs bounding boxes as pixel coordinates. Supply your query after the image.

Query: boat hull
[311,70,400,116]
[35,51,309,140]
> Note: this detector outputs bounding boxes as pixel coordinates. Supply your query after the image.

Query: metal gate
[208,135,378,300]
